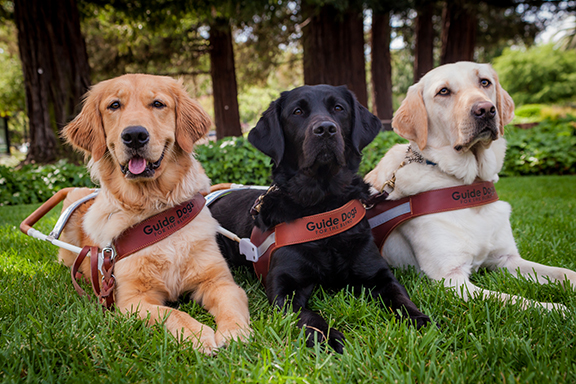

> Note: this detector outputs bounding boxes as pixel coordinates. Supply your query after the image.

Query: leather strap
[250,199,366,284]
[113,193,206,261]
[368,181,498,250]
[70,193,206,310]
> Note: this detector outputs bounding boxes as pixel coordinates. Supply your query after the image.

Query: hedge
[1,115,574,206]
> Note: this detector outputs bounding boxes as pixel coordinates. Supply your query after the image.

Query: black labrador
[209,85,431,353]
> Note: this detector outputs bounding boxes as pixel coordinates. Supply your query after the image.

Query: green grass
[1,175,575,383]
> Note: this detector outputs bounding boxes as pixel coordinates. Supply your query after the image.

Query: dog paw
[215,325,253,348]
[304,326,346,354]
[411,315,433,330]
[188,326,218,355]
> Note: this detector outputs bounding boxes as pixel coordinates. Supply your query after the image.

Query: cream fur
[58,74,251,354]
[366,62,576,312]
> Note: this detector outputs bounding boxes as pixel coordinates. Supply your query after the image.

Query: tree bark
[302,4,368,107]
[414,2,435,82]
[14,0,91,163]
[440,0,477,65]
[370,12,393,129]
[209,18,242,140]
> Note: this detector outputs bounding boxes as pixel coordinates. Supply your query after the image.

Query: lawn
[0,175,575,383]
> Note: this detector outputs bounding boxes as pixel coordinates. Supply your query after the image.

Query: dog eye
[108,101,121,110]
[152,100,165,108]
[480,79,492,88]
[293,108,303,116]
[438,88,450,96]
[334,105,344,112]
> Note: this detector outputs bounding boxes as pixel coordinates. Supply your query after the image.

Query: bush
[493,44,576,105]
[0,160,94,206]
[2,118,573,206]
[502,115,576,176]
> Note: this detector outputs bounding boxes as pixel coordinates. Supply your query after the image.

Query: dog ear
[346,87,383,154]
[248,99,284,165]
[62,86,107,161]
[392,83,428,150]
[173,82,212,153]
[495,80,515,136]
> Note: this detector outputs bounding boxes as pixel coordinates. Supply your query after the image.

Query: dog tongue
[128,157,147,174]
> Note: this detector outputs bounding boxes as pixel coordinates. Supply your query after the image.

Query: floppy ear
[248,98,285,166]
[345,87,383,154]
[392,83,428,150]
[495,79,515,136]
[173,82,212,153]
[62,86,107,161]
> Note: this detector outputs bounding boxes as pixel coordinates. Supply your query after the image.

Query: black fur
[209,85,431,353]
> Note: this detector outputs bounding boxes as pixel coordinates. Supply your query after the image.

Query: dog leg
[443,270,567,312]
[191,267,252,348]
[116,293,218,355]
[357,258,432,329]
[268,279,346,353]
[496,254,576,291]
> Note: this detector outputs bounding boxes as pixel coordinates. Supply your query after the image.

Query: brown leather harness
[71,193,206,310]
[249,199,366,283]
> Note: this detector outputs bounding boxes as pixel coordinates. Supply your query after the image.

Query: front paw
[187,326,218,355]
[215,325,253,348]
[411,314,432,330]
[304,325,346,354]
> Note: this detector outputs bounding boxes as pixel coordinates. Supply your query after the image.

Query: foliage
[195,136,273,186]
[1,175,575,382]
[502,115,576,176]
[0,161,94,206]
[493,44,576,105]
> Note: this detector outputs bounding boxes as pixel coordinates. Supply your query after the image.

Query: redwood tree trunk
[302,4,368,107]
[14,0,91,163]
[441,0,477,64]
[414,2,435,82]
[209,18,242,139]
[371,12,393,129]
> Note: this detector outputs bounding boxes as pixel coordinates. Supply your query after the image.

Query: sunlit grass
[1,175,575,383]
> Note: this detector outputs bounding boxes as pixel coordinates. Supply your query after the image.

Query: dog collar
[367,181,498,250]
[250,199,366,284]
[406,145,437,166]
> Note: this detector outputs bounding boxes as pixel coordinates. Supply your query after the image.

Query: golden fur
[59,74,251,353]
[366,62,576,311]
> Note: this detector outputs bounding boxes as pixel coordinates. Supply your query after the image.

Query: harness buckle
[239,238,260,262]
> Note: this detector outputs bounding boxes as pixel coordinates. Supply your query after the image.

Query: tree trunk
[209,18,242,140]
[302,4,368,107]
[440,0,477,65]
[370,12,393,130]
[414,3,435,82]
[14,0,91,164]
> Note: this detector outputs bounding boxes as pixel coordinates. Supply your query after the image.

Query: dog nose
[313,121,338,137]
[472,101,496,120]
[121,126,150,149]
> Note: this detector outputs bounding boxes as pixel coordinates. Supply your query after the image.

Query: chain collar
[379,146,436,194]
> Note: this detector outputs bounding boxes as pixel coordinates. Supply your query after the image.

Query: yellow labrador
[365,62,576,311]
[60,74,251,353]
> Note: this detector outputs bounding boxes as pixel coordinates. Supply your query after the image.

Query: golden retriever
[59,74,251,353]
[365,62,576,311]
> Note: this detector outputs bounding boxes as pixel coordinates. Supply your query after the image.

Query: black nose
[472,101,496,120]
[312,121,338,137]
[121,126,149,149]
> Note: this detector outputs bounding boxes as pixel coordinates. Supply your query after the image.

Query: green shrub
[493,44,576,105]
[195,136,272,186]
[502,115,576,176]
[195,131,408,187]
[0,160,94,206]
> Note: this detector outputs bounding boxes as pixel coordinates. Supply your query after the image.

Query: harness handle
[19,187,76,235]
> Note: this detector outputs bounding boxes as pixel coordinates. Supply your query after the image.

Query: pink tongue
[128,157,147,174]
